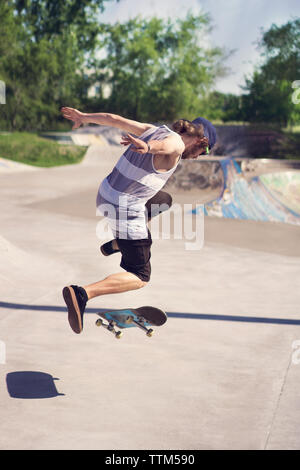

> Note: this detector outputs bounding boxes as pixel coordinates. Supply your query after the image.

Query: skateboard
[95,306,167,339]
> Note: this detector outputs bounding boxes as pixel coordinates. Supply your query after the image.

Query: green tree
[241,18,300,126]
[0,0,114,130]
[13,0,114,50]
[93,13,228,122]
[198,91,244,122]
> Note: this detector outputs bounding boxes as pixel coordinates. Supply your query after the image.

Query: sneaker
[100,240,120,256]
[62,285,88,334]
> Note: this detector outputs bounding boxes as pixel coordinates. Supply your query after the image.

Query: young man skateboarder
[61,107,216,334]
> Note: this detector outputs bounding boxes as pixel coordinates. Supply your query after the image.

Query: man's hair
[172,119,204,137]
[172,119,209,155]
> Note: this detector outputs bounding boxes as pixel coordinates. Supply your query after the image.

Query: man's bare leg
[83,271,146,300]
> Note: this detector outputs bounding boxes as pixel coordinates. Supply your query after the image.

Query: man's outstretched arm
[61,107,155,136]
[121,133,185,157]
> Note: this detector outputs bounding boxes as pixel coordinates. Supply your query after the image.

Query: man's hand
[120,133,149,154]
[61,107,86,130]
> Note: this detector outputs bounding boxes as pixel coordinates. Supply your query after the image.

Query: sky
[99,0,300,95]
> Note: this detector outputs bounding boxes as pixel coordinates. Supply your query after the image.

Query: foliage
[199,91,244,122]
[13,0,112,49]
[0,132,86,166]
[1,1,298,130]
[0,0,113,131]
[93,13,228,122]
[241,18,300,126]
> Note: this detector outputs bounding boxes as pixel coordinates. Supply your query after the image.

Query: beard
[182,142,204,160]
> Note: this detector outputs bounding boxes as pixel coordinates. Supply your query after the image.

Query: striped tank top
[96,125,182,240]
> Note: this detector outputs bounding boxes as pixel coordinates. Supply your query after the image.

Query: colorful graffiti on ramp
[195,158,300,226]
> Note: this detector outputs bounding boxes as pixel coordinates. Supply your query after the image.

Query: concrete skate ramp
[0,156,39,173]
[260,172,300,215]
[1,144,300,450]
[164,157,225,205]
[165,158,300,225]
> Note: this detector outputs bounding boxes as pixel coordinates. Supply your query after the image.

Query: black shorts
[116,190,172,283]
[117,229,152,283]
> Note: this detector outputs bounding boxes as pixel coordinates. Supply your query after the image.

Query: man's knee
[138,279,148,289]
[146,191,173,219]
[147,199,173,219]
[165,193,173,208]
[132,272,150,287]
[130,276,148,290]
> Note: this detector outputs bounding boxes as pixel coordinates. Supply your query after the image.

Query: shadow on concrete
[6,371,65,399]
[1,301,300,326]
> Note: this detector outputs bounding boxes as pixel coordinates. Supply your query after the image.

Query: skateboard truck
[126,315,154,337]
[95,318,123,339]
[95,315,154,339]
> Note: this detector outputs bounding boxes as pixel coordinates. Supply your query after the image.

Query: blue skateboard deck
[96,306,167,339]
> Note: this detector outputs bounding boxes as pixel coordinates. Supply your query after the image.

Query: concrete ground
[0,144,300,450]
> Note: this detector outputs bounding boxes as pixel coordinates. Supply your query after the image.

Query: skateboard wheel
[146,329,154,337]
[115,331,123,339]
[96,319,103,327]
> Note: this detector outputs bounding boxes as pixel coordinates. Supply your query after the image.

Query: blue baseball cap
[192,117,217,150]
